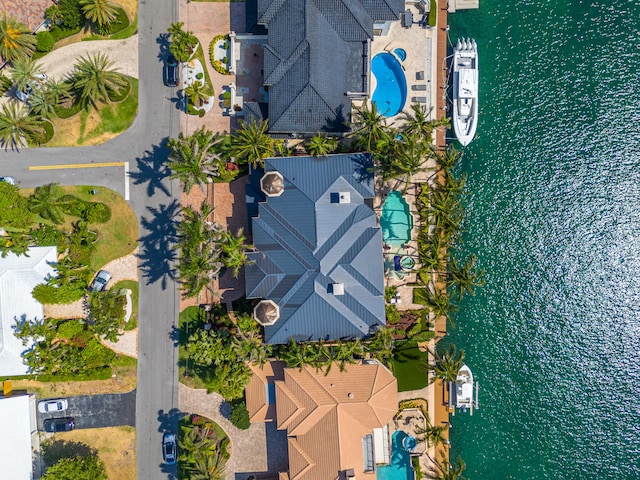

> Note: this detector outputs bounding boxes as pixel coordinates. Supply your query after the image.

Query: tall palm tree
[167,128,224,193]
[415,422,447,449]
[379,132,433,184]
[69,53,128,107]
[0,102,45,150]
[185,80,210,108]
[431,343,465,384]
[349,101,391,153]
[281,338,306,371]
[80,0,119,27]
[28,183,65,224]
[427,454,467,480]
[305,133,337,157]
[0,14,37,63]
[401,104,450,142]
[447,255,486,301]
[230,119,273,168]
[221,228,251,278]
[9,57,44,92]
[436,144,463,174]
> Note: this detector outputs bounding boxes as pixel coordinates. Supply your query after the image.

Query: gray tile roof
[246,154,385,344]
[257,0,403,134]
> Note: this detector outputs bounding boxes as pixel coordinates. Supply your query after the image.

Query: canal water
[447,1,640,478]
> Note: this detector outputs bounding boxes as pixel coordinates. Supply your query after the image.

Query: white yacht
[452,38,478,146]
[451,364,478,415]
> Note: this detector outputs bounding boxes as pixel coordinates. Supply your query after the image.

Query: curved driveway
[1,1,181,478]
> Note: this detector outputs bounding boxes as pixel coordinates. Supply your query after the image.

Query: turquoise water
[371,53,407,117]
[394,48,407,62]
[448,1,640,479]
[376,430,414,480]
[381,191,413,245]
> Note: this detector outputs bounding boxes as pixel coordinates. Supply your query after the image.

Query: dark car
[44,417,75,433]
[162,432,177,464]
[164,55,179,87]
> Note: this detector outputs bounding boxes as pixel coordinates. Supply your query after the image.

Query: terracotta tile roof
[246,361,286,422]
[247,360,397,479]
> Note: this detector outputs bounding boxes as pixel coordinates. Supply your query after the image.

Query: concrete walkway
[178,383,288,479]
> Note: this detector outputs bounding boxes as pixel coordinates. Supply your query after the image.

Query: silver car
[0,176,16,185]
[162,433,177,465]
[38,399,68,413]
[90,270,112,292]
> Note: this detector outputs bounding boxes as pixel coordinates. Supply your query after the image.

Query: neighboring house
[243,0,404,134]
[0,246,57,376]
[0,388,38,480]
[246,360,398,479]
[0,0,52,32]
[245,154,385,344]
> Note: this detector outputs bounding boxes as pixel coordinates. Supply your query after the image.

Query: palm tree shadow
[137,200,180,288]
[156,33,172,62]
[351,153,375,185]
[129,140,171,197]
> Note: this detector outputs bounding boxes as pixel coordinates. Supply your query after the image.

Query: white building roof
[0,246,57,376]
[0,394,34,479]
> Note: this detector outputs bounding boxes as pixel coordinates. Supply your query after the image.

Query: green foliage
[392,341,429,391]
[0,74,11,95]
[69,53,129,108]
[229,401,250,430]
[36,31,55,52]
[81,338,116,366]
[42,454,107,480]
[178,415,229,479]
[56,0,85,30]
[168,21,198,63]
[86,289,126,342]
[58,195,112,223]
[428,0,438,27]
[106,76,131,102]
[94,6,129,36]
[386,304,400,324]
[57,320,84,340]
[0,182,33,230]
[32,282,85,304]
[209,35,232,75]
[0,15,37,62]
[29,223,65,248]
[29,182,65,224]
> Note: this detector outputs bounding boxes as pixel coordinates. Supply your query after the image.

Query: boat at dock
[449,364,479,415]
[452,38,478,146]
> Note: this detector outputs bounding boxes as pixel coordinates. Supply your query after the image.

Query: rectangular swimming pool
[381,191,414,246]
[376,430,415,480]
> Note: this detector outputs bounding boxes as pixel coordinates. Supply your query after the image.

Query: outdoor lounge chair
[411,96,427,103]
[412,84,428,91]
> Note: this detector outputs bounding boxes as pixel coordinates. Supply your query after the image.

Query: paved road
[37,391,136,431]
[0,0,181,478]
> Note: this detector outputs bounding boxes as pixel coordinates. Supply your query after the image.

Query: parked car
[44,417,74,432]
[0,176,16,185]
[162,432,177,464]
[38,399,68,413]
[90,270,112,292]
[164,55,179,87]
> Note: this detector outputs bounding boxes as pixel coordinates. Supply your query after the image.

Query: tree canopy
[42,455,107,480]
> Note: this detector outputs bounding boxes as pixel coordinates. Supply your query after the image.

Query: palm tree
[436,144,463,174]
[80,0,119,27]
[281,338,306,371]
[191,451,226,480]
[431,343,465,384]
[0,14,37,63]
[167,128,224,193]
[9,57,44,92]
[305,133,337,157]
[185,80,210,108]
[447,255,486,301]
[168,22,198,62]
[230,119,273,168]
[28,87,58,119]
[416,287,458,328]
[379,132,433,184]
[427,454,468,480]
[401,104,450,142]
[0,102,45,149]
[350,100,392,153]
[415,422,447,449]
[28,183,65,224]
[221,229,251,278]
[366,326,395,365]
[69,53,128,107]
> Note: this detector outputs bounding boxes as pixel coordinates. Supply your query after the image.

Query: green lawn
[391,340,430,392]
[112,280,139,330]
[178,306,208,389]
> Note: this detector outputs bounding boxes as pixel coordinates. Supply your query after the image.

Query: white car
[0,176,16,185]
[38,399,68,413]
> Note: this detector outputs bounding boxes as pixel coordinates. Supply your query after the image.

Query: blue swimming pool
[376,431,414,480]
[381,191,413,246]
[371,52,407,117]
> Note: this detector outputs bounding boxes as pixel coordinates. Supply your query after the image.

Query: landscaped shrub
[36,31,55,52]
[49,25,82,43]
[81,338,116,367]
[59,195,112,223]
[428,0,437,27]
[209,35,232,75]
[32,282,86,304]
[37,119,55,145]
[29,224,65,249]
[386,304,400,324]
[54,98,84,118]
[57,320,84,340]
[56,0,85,30]
[230,401,250,430]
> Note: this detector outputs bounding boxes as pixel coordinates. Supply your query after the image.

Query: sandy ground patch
[47,426,136,480]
